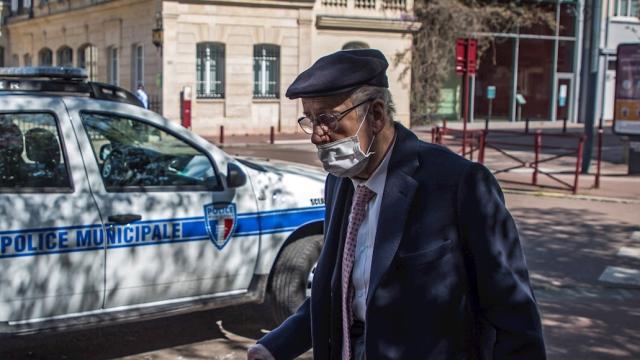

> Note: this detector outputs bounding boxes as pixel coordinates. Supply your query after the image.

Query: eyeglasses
[297,98,372,135]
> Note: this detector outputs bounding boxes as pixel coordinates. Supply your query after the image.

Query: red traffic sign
[455,38,478,75]
[455,39,466,74]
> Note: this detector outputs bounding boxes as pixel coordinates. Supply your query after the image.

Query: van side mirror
[227,162,246,188]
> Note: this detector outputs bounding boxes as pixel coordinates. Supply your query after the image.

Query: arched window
[39,48,53,66]
[78,44,98,81]
[342,41,370,50]
[253,44,279,99]
[23,53,32,67]
[196,42,225,98]
[57,46,73,67]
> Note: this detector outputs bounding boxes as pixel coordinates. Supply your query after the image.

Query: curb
[502,188,640,204]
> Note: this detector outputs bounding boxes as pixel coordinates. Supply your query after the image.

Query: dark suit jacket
[259,123,546,359]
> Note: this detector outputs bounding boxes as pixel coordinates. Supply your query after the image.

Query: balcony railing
[321,0,348,6]
[320,0,409,11]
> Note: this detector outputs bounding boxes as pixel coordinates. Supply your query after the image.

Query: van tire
[270,235,323,325]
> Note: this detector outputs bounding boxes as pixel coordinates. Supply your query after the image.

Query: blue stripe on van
[0,206,324,259]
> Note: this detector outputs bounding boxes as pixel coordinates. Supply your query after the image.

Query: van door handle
[107,214,142,225]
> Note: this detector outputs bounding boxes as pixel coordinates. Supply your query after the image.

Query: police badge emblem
[203,202,237,250]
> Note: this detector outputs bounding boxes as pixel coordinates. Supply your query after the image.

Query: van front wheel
[269,235,323,325]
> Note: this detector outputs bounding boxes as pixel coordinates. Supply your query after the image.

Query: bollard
[532,130,542,186]
[270,126,275,144]
[440,126,447,146]
[525,117,530,134]
[574,135,585,194]
[595,128,603,188]
[462,131,467,158]
[478,130,487,164]
[219,125,224,144]
[562,117,568,134]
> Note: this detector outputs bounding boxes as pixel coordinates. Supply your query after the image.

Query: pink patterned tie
[341,184,376,360]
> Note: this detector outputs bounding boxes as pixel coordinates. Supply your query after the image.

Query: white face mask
[316,104,375,178]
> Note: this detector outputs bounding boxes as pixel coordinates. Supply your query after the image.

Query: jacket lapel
[324,176,352,249]
[366,123,419,308]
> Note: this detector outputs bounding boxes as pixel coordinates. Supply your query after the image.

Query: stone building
[0,0,417,136]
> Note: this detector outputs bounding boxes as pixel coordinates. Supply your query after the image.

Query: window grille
[321,0,347,6]
[253,44,280,99]
[196,42,225,98]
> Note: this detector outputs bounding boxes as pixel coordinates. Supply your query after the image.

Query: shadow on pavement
[511,205,640,359]
[0,302,276,360]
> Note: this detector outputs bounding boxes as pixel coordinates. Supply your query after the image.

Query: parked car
[0,67,325,334]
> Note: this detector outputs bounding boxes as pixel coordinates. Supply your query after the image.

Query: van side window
[0,113,72,192]
[80,112,221,192]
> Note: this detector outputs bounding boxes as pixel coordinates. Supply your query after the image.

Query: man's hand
[247,344,275,360]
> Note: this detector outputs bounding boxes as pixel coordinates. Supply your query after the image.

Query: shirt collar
[351,136,396,195]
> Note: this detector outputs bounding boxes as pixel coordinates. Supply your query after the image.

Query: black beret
[285,49,389,99]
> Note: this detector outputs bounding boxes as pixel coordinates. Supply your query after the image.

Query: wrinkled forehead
[301,93,352,116]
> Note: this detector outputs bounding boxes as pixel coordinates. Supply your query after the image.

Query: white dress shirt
[350,139,395,322]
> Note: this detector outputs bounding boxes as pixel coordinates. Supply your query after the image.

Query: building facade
[0,0,417,136]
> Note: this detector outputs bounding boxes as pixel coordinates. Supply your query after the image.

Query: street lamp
[152,12,163,49]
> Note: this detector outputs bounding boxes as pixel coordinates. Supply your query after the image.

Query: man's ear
[369,99,386,134]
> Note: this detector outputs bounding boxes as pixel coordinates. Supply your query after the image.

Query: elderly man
[248,49,545,360]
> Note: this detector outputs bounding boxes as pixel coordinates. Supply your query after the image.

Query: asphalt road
[2,142,639,360]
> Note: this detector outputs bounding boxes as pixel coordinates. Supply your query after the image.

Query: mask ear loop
[357,102,376,155]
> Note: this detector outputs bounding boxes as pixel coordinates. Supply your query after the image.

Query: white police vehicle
[0,67,325,334]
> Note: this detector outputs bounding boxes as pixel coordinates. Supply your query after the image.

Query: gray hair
[350,85,396,121]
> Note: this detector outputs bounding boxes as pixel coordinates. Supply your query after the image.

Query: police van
[0,67,325,334]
